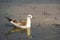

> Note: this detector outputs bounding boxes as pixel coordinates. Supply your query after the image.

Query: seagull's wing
[19,21,27,26]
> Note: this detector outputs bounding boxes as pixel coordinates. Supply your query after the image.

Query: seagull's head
[27,14,33,19]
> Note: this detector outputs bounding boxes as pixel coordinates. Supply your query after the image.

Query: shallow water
[0,0,60,40]
[0,22,60,40]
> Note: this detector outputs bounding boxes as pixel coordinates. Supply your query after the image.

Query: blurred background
[0,0,60,40]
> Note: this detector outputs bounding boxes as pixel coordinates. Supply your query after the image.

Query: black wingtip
[5,16,12,22]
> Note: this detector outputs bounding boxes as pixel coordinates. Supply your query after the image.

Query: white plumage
[10,15,32,28]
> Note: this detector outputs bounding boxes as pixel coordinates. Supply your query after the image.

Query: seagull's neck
[26,18,31,27]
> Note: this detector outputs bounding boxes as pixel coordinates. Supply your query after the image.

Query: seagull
[5,14,33,38]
